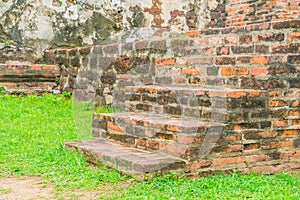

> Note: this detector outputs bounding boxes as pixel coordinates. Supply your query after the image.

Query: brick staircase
[61,19,300,176]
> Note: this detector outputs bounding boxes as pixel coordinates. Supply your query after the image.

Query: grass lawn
[0,94,299,199]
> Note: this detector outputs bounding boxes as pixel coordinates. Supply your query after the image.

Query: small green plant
[59,1,63,6]
[182,5,187,10]
[1,39,9,45]
[0,187,12,194]
[55,77,60,85]
[95,105,115,113]
[61,91,72,98]
[178,34,185,39]
[0,86,6,94]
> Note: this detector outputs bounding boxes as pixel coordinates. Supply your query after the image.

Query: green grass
[0,94,127,191]
[0,94,299,199]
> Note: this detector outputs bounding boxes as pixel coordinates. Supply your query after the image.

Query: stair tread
[65,139,186,173]
[98,112,225,128]
[125,85,266,99]
[127,85,264,92]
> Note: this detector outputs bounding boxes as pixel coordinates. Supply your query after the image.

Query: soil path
[0,176,106,200]
[0,176,53,200]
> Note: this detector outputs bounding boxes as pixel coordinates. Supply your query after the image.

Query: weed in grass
[95,105,116,114]
[0,187,12,194]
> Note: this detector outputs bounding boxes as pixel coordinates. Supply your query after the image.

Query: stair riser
[93,115,224,159]
[124,90,267,122]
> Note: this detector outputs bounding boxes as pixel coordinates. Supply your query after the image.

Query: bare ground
[0,176,123,200]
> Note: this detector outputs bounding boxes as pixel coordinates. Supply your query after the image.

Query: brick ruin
[1,0,300,175]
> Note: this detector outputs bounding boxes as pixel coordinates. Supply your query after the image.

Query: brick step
[93,112,225,159]
[65,139,186,175]
[123,85,267,121]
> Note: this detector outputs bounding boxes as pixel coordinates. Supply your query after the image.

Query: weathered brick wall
[0,64,61,94]
[226,0,300,27]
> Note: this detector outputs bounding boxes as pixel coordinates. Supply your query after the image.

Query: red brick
[291,119,300,126]
[0,82,16,87]
[198,37,223,45]
[262,140,291,150]
[239,35,252,44]
[202,47,215,55]
[244,143,260,151]
[250,56,268,65]
[182,68,203,75]
[249,90,265,97]
[167,68,181,75]
[167,125,180,132]
[288,110,300,117]
[269,91,281,97]
[255,45,269,54]
[228,91,246,98]
[31,65,41,70]
[221,67,248,76]
[216,46,230,55]
[164,143,186,154]
[173,77,186,84]
[42,65,52,70]
[258,131,277,138]
[251,67,269,76]
[146,140,164,150]
[268,100,288,107]
[226,133,242,141]
[215,57,236,65]
[281,130,299,136]
[246,154,266,163]
[177,135,194,145]
[225,36,238,44]
[135,139,146,147]
[176,57,188,65]
[272,44,300,54]
[184,30,200,37]
[252,165,282,174]
[107,122,124,132]
[288,32,300,42]
[190,57,212,65]
[279,150,300,159]
[53,66,60,71]
[188,160,212,169]
[227,144,243,152]
[255,33,285,42]
[231,45,254,54]
[155,58,176,66]
[156,133,176,140]
[213,156,246,165]
[198,38,210,45]
[273,120,288,127]
[291,100,300,107]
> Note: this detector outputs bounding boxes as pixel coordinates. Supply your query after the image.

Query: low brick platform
[65,139,186,174]
[0,64,61,93]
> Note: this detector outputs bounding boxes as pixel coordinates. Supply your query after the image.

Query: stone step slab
[65,139,186,175]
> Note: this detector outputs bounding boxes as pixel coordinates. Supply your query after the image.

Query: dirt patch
[0,176,131,199]
[0,176,53,200]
